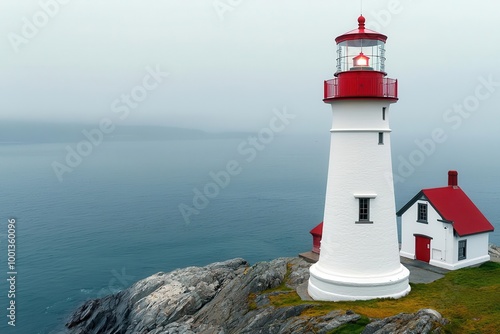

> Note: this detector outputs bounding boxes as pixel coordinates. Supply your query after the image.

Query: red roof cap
[310,222,323,236]
[335,15,388,44]
[358,15,366,28]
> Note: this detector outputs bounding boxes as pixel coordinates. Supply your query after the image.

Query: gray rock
[285,257,310,289]
[489,244,500,258]
[362,308,448,334]
[65,257,448,334]
[66,258,248,334]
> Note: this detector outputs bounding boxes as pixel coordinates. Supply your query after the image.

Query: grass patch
[264,261,500,333]
[248,293,258,310]
[329,315,370,334]
[268,291,303,308]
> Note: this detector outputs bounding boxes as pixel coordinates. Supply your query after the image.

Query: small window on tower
[356,198,373,224]
[378,132,384,145]
[382,107,386,120]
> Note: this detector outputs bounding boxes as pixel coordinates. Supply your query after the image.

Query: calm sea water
[0,134,498,333]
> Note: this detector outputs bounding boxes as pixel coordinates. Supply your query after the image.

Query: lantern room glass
[336,39,386,74]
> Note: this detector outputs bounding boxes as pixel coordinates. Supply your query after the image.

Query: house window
[378,132,384,145]
[356,198,372,223]
[458,240,467,260]
[417,203,428,223]
[382,107,386,120]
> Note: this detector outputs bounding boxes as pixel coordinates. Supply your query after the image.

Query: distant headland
[0,121,250,144]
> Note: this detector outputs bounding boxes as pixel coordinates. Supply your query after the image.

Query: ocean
[0,133,498,333]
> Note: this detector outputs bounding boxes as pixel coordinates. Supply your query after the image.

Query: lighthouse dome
[335,16,388,74]
[335,15,388,44]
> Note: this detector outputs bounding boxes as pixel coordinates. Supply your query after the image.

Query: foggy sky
[1,0,500,137]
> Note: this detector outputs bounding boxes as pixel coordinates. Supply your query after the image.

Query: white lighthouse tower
[308,15,411,301]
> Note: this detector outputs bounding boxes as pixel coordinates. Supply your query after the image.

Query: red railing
[324,73,398,100]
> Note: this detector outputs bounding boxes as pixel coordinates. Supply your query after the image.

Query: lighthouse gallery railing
[324,75,398,100]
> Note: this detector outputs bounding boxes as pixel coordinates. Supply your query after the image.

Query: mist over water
[0,128,497,333]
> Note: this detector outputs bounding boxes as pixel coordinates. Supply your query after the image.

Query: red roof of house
[421,186,494,236]
[397,181,494,237]
[310,222,323,236]
[398,171,494,237]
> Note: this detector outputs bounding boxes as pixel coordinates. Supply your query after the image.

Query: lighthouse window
[382,107,386,120]
[378,132,384,145]
[356,198,372,223]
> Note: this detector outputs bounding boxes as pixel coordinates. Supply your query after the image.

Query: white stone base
[308,263,411,301]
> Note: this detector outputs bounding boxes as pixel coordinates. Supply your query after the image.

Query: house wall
[312,235,321,254]
[400,199,448,260]
[401,199,491,270]
[439,233,490,270]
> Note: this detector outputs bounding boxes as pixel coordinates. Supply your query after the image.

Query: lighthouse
[308,16,411,301]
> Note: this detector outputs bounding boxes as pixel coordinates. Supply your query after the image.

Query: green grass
[329,316,370,334]
[262,262,500,334]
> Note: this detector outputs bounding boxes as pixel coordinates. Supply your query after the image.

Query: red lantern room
[324,15,398,101]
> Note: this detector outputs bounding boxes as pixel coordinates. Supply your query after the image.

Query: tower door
[415,235,431,262]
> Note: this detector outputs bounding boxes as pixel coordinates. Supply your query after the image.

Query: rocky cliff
[65,257,447,334]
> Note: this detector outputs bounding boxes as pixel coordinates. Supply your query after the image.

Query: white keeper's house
[398,171,495,270]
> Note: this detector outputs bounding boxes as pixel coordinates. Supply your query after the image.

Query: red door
[415,235,431,262]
